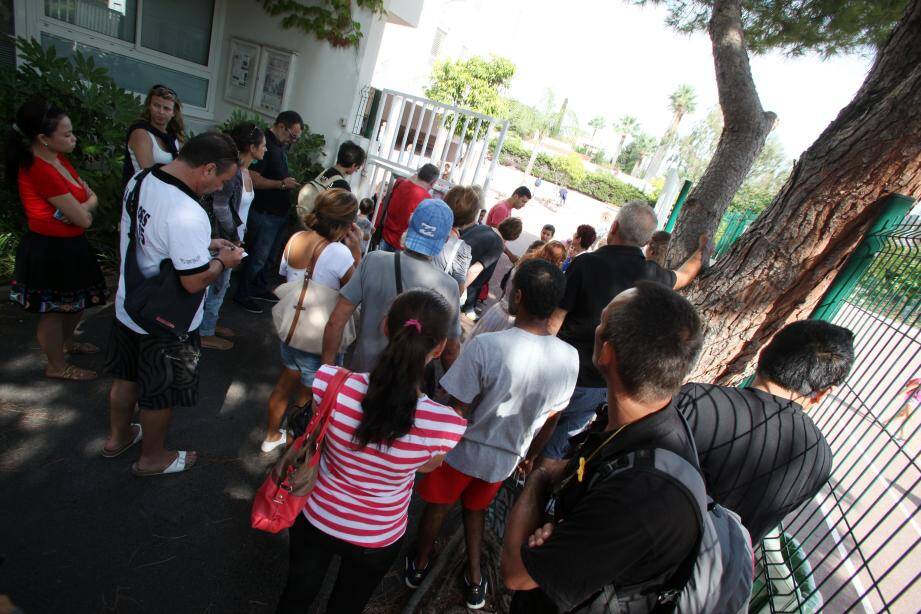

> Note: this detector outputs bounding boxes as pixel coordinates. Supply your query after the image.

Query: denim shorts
[279,342,323,387]
[542,386,608,459]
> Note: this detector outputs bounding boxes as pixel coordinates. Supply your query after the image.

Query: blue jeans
[542,386,608,459]
[379,238,398,252]
[200,268,232,336]
[279,342,344,388]
[236,208,287,299]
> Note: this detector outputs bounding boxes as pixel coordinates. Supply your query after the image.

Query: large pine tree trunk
[667,0,776,266]
[688,0,921,384]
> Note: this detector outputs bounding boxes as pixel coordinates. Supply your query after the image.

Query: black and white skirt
[9,231,109,313]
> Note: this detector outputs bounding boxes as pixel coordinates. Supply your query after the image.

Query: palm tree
[609,114,639,164]
[645,84,697,179]
[588,116,606,141]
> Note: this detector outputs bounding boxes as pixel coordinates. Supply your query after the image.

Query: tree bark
[687,0,921,384]
[666,0,776,266]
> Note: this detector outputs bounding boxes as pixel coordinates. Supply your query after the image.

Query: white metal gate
[353,88,509,204]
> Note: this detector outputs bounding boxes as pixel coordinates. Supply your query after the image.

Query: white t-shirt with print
[115,167,212,334]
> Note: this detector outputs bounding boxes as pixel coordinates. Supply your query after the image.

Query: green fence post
[664,180,693,232]
[810,194,915,322]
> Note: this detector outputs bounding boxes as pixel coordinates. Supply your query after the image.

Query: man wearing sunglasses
[234,111,303,313]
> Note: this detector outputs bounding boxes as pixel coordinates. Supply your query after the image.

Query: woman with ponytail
[7,98,108,381]
[261,188,363,452]
[275,289,466,614]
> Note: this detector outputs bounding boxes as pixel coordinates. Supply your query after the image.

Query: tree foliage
[617,132,657,172]
[0,39,141,234]
[260,0,385,48]
[677,107,789,213]
[633,0,907,56]
[425,56,516,118]
[588,116,606,139]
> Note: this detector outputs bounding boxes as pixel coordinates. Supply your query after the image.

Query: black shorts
[104,319,202,410]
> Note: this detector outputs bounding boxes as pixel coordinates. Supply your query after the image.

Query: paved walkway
[0,239,522,613]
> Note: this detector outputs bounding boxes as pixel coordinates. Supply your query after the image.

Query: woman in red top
[8,99,107,381]
[276,289,467,614]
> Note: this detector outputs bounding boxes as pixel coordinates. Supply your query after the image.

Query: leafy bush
[494,136,648,205]
[575,172,648,204]
[552,153,586,183]
[217,107,271,133]
[0,38,142,276]
[219,106,326,182]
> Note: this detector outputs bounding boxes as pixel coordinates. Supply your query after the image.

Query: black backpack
[571,415,754,614]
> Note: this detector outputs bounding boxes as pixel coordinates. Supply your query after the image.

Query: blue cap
[405,198,454,257]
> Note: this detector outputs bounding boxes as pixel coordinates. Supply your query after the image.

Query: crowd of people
[7,90,858,614]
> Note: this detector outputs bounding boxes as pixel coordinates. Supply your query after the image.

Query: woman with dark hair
[199,122,267,350]
[276,289,466,614]
[123,84,186,184]
[261,188,363,452]
[562,223,597,271]
[7,99,108,380]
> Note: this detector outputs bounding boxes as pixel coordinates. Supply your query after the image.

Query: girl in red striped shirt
[276,289,467,613]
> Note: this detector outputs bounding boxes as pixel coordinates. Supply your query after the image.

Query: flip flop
[101,423,143,458]
[46,364,97,381]
[132,451,197,477]
[65,342,101,355]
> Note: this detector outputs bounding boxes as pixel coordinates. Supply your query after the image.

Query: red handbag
[250,367,351,533]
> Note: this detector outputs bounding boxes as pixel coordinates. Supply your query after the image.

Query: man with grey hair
[538,200,708,465]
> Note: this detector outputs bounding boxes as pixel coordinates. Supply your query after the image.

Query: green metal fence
[714,210,760,258]
[751,209,920,612]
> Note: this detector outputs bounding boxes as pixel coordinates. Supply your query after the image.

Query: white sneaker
[463,310,479,321]
[260,431,287,453]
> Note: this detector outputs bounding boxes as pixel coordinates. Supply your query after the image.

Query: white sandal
[132,450,197,477]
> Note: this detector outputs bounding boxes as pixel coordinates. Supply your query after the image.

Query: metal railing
[353,87,509,206]
[752,214,921,612]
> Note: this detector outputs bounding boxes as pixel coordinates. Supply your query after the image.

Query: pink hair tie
[404,319,422,333]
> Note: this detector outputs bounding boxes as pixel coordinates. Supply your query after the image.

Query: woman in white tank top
[262,188,363,452]
[199,123,267,350]
[123,85,184,184]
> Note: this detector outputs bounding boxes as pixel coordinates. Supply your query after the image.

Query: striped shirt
[303,365,467,547]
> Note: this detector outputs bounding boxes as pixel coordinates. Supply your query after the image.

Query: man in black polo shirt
[678,320,855,542]
[501,282,705,613]
[233,111,303,313]
[541,200,708,463]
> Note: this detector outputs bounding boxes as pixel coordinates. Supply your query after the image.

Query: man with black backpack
[501,282,752,613]
[102,133,244,477]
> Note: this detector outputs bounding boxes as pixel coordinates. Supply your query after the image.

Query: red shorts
[416,463,503,511]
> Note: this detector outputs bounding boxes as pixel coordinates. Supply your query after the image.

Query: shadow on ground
[0,238,523,614]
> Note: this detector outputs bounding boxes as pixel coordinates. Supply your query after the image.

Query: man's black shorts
[104,319,202,410]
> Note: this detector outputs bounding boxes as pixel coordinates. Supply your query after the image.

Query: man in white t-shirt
[406,259,579,609]
[102,132,244,477]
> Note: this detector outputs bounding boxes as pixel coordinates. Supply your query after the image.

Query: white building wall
[217,0,393,166]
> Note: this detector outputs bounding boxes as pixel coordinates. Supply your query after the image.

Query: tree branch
[708,0,768,125]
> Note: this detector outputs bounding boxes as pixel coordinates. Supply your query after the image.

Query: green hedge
[0,39,326,279]
[498,136,648,206]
